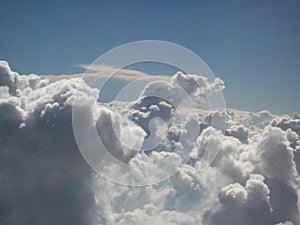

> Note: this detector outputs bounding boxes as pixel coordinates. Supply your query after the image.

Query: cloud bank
[0,60,300,225]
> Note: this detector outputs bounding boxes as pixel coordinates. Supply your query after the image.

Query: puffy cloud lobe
[0,61,18,94]
[140,71,224,109]
[203,110,228,131]
[96,107,146,163]
[225,125,249,144]
[192,127,252,183]
[163,165,203,211]
[272,116,300,136]
[204,174,273,225]
[255,127,297,181]
[128,96,174,138]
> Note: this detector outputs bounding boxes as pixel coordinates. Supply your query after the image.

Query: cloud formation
[44,65,168,82]
[0,60,300,225]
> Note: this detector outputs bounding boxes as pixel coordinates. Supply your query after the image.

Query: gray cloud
[0,61,145,225]
[204,174,273,225]
[0,61,97,225]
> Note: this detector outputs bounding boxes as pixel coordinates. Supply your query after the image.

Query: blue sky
[0,0,299,114]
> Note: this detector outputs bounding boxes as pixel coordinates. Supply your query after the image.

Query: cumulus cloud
[272,116,300,136]
[225,125,249,144]
[255,127,297,181]
[204,174,273,225]
[140,71,224,108]
[1,60,300,225]
[0,61,145,225]
[0,62,98,225]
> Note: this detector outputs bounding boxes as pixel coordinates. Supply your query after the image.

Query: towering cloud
[0,61,145,225]
[204,174,273,225]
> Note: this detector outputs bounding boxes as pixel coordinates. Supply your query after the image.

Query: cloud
[95,107,146,163]
[140,71,224,107]
[255,127,297,181]
[44,65,168,82]
[0,61,97,225]
[0,61,145,225]
[1,60,300,225]
[225,125,249,144]
[272,116,300,136]
[204,174,273,225]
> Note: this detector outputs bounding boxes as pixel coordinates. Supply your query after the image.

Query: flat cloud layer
[0,60,300,225]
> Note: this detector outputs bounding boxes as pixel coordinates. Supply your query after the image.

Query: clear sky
[0,0,299,114]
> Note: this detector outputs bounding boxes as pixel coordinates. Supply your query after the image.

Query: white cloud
[1,60,300,225]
